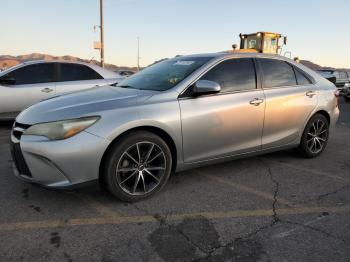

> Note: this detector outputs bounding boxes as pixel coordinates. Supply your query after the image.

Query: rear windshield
[116,57,212,91]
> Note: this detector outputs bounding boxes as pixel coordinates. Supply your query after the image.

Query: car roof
[172,51,290,60]
[1,60,119,79]
[21,60,92,66]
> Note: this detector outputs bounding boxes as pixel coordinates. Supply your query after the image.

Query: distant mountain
[0,53,138,72]
[0,53,347,72]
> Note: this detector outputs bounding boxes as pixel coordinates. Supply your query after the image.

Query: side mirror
[0,76,16,85]
[283,36,287,45]
[192,80,221,96]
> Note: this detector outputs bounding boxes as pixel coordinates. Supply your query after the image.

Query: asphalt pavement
[0,99,349,262]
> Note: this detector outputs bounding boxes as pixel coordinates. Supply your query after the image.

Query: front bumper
[11,129,110,189]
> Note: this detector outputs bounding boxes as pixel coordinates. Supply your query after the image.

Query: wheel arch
[99,125,178,186]
[313,110,330,124]
[298,109,331,145]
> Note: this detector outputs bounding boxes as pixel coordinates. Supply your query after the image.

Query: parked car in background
[333,70,350,88]
[0,61,124,120]
[340,81,350,101]
[337,70,350,101]
[316,70,336,84]
[11,53,339,201]
[317,69,349,88]
[316,69,350,101]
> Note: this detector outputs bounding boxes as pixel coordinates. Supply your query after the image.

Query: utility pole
[100,0,105,67]
[137,36,140,71]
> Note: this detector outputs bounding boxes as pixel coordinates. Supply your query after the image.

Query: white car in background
[0,60,124,120]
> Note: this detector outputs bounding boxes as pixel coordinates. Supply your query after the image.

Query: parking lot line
[76,193,122,218]
[264,158,350,183]
[198,172,301,207]
[0,205,349,232]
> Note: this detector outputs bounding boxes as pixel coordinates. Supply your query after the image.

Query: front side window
[260,59,297,88]
[2,63,55,85]
[200,58,256,93]
[59,64,103,82]
[116,57,212,91]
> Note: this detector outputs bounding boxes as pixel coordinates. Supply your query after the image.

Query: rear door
[0,63,56,117]
[258,58,318,149]
[179,58,265,163]
[55,63,107,95]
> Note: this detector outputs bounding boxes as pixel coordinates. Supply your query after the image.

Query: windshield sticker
[174,61,195,66]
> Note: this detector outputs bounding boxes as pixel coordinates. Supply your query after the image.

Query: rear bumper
[11,130,110,189]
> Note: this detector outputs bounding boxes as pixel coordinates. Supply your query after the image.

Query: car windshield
[116,57,212,91]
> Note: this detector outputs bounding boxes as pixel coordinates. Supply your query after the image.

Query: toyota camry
[11,52,339,201]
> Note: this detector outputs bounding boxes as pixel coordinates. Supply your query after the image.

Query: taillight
[334,90,340,107]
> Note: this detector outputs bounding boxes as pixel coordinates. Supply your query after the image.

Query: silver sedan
[11,53,339,201]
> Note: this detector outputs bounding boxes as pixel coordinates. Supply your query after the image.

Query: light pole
[100,0,105,67]
[137,36,140,71]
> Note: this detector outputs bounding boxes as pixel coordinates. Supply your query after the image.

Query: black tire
[344,97,350,102]
[298,114,329,158]
[102,131,172,202]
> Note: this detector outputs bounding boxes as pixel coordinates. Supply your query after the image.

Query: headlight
[344,83,350,88]
[24,116,100,140]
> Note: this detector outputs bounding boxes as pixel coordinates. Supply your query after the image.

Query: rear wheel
[298,114,329,158]
[102,131,172,202]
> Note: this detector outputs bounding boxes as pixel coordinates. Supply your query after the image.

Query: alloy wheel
[306,119,328,154]
[116,142,166,196]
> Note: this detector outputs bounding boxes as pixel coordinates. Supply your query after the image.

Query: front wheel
[344,96,350,102]
[102,131,172,202]
[298,114,329,158]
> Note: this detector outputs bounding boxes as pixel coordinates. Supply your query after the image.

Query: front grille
[11,142,32,177]
[12,122,31,140]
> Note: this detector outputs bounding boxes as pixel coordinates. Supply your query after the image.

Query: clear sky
[1,0,349,68]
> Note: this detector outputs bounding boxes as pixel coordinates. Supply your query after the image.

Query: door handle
[249,98,264,106]
[41,88,54,93]
[306,91,316,97]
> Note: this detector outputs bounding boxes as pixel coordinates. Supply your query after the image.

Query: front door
[0,63,56,117]
[179,58,265,163]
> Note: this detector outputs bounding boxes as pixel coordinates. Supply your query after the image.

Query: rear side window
[200,58,256,93]
[58,64,103,82]
[5,63,55,85]
[294,68,312,85]
[260,59,296,88]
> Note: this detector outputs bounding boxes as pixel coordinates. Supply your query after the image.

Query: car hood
[17,85,156,125]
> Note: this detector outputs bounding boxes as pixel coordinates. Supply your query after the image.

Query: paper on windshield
[173,61,195,66]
